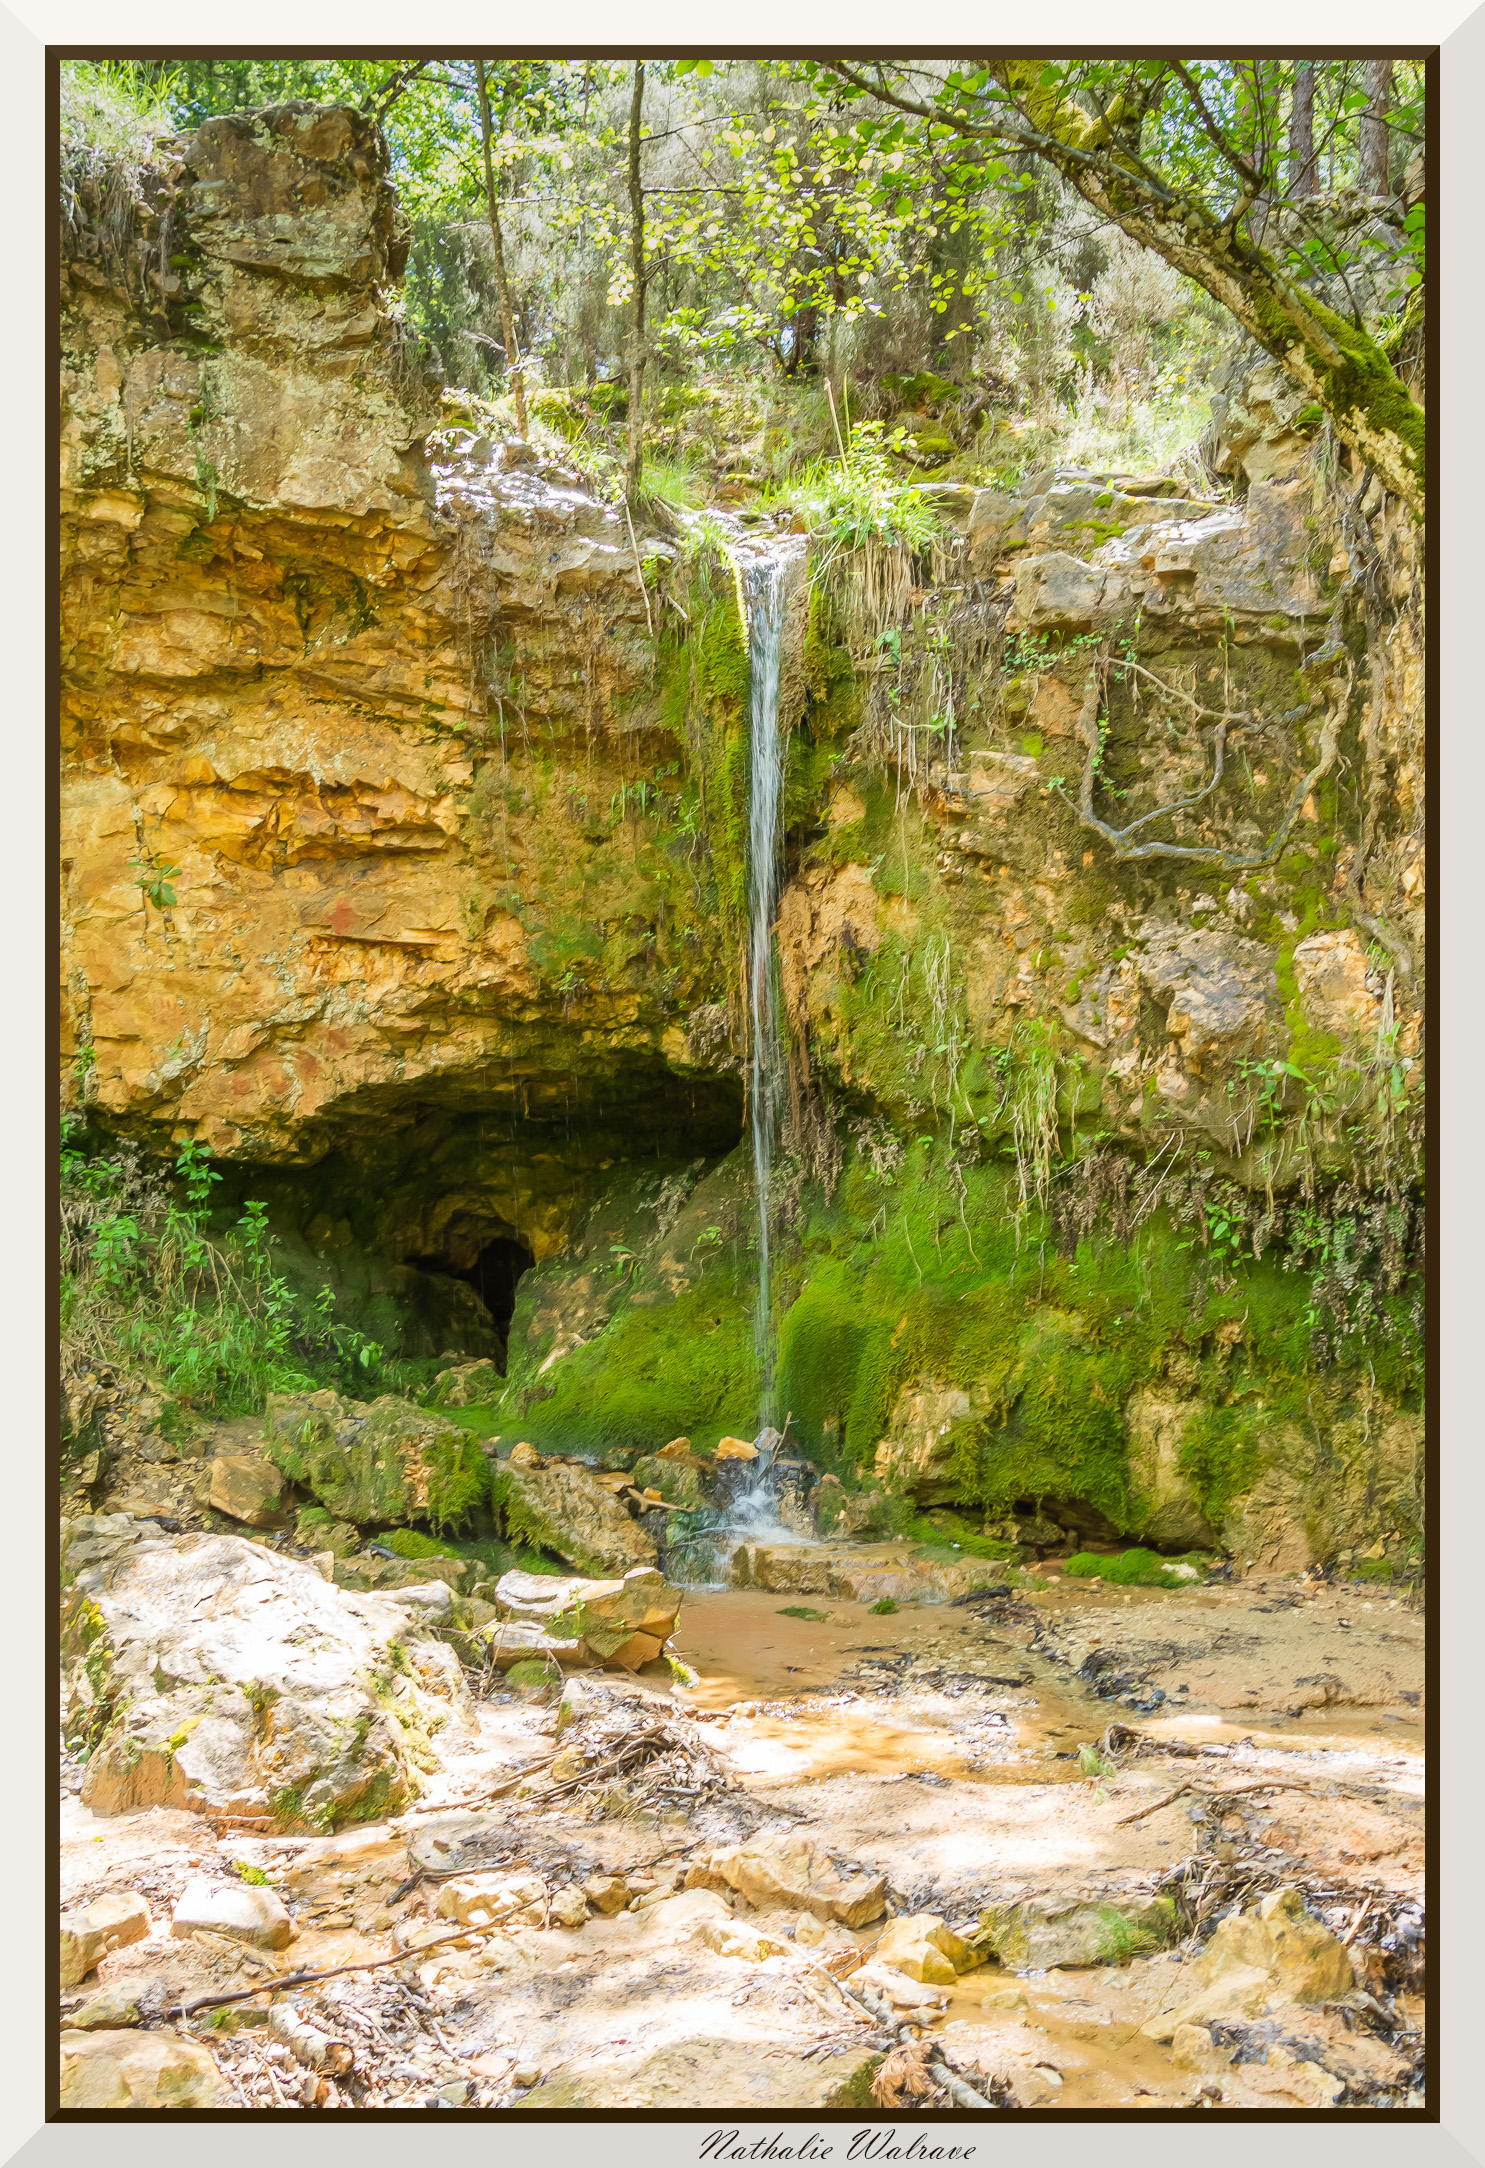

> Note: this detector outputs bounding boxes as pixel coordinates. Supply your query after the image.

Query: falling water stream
[669,540,804,1583]
[742,544,800,1425]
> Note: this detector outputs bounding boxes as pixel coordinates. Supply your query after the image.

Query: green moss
[778,1605,830,1620]
[1177,1403,1264,1527]
[1064,1548,1200,1588]
[870,1597,899,1615]
[504,1276,758,1460]
[380,1527,452,1560]
[909,1510,1020,1561]
[267,1783,333,1834]
[342,1767,404,1825]
[827,2054,889,2111]
[1093,1895,1178,1961]
[267,1395,491,1532]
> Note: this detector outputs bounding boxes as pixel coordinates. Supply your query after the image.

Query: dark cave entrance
[408,1235,536,1349]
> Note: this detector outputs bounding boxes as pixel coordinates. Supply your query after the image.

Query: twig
[167,1895,539,2018]
[1116,1777,1320,1826]
[1115,1781,1197,1826]
[843,1978,999,2110]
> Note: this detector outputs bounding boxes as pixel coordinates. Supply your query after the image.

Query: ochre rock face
[61,102,736,1261]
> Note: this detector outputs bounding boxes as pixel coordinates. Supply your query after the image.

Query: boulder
[1171,2023,1235,2075]
[714,1436,758,1461]
[431,1359,504,1408]
[331,1550,470,1595]
[698,1915,791,1962]
[173,1876,294,1950]
[730,1540,1010,1607]
[549,1886,589,1929]
[1134,921,1280,1080]
[479,1620,593,1672]
[295,1510,361,1557]
[1122,1392,1220,1550]
[515,2036,883,2111]
[490,1564,682,1669]
[434,1873,546,1930]
[496,1459,657,1576]
[60,1915,105,1989]
[583,1873,638,1916]
[687,1833,887,1928]
[263,1389,489,1530]
[1140,1891,1356,2043]
[853,1962,950,2015]
[63,1532,468,1828]
[1139,1964,1275,2041]
[874,1913,978,1984]
[208,1454,291,1528]
[967,487,1028,571]
[629,1452,711,1513]
[69,1981,155,2030]
[1293,928,1383,1040]
[73,1890,151,1951]
[978,1893,1177,1972]
[59,2028,223,2109]
[1193,1886,1357,2004]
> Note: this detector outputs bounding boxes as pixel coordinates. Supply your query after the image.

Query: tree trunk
[783,298,819,377]
[473,58,528,441]
[1289,64,1317,198]
[1359,59,1393,196]
[625,62,647,509]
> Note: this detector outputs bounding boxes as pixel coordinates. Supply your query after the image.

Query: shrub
[60,1119,388,1419]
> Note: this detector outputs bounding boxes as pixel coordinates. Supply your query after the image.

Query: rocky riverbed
[59,1509,1424,2112]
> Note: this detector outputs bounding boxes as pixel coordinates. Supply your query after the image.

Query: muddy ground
[60,1563,1425,2112]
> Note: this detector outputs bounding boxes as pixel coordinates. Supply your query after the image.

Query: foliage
[75,54,1255,499]
[59,60,176,223]
[60,1119,387,1418]
[811,58,1425,510]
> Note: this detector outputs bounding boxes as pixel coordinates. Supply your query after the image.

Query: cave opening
[408,1235,537,1352]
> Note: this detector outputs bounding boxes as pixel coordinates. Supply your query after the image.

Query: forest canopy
[60,55,1425,512]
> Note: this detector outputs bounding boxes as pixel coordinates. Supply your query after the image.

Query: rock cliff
[60,106,1424,1571]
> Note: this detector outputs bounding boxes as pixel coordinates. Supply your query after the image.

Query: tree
[473,59,529,440]
[625,63,648,508]
[816,59,1425,518]
[1289,64,1317,198]
[1359,59,1394,195]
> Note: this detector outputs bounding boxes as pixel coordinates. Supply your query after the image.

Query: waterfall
[742,546,797,1423]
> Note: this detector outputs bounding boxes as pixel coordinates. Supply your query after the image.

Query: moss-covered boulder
[977,1894,1178,1972]
[262,1390,489,1531]
[495,1459,657,1577]
[430,1359,504,1409]
[629,1451,712,1513]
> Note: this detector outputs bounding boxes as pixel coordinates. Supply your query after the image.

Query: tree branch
[1062,618,1351,871]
